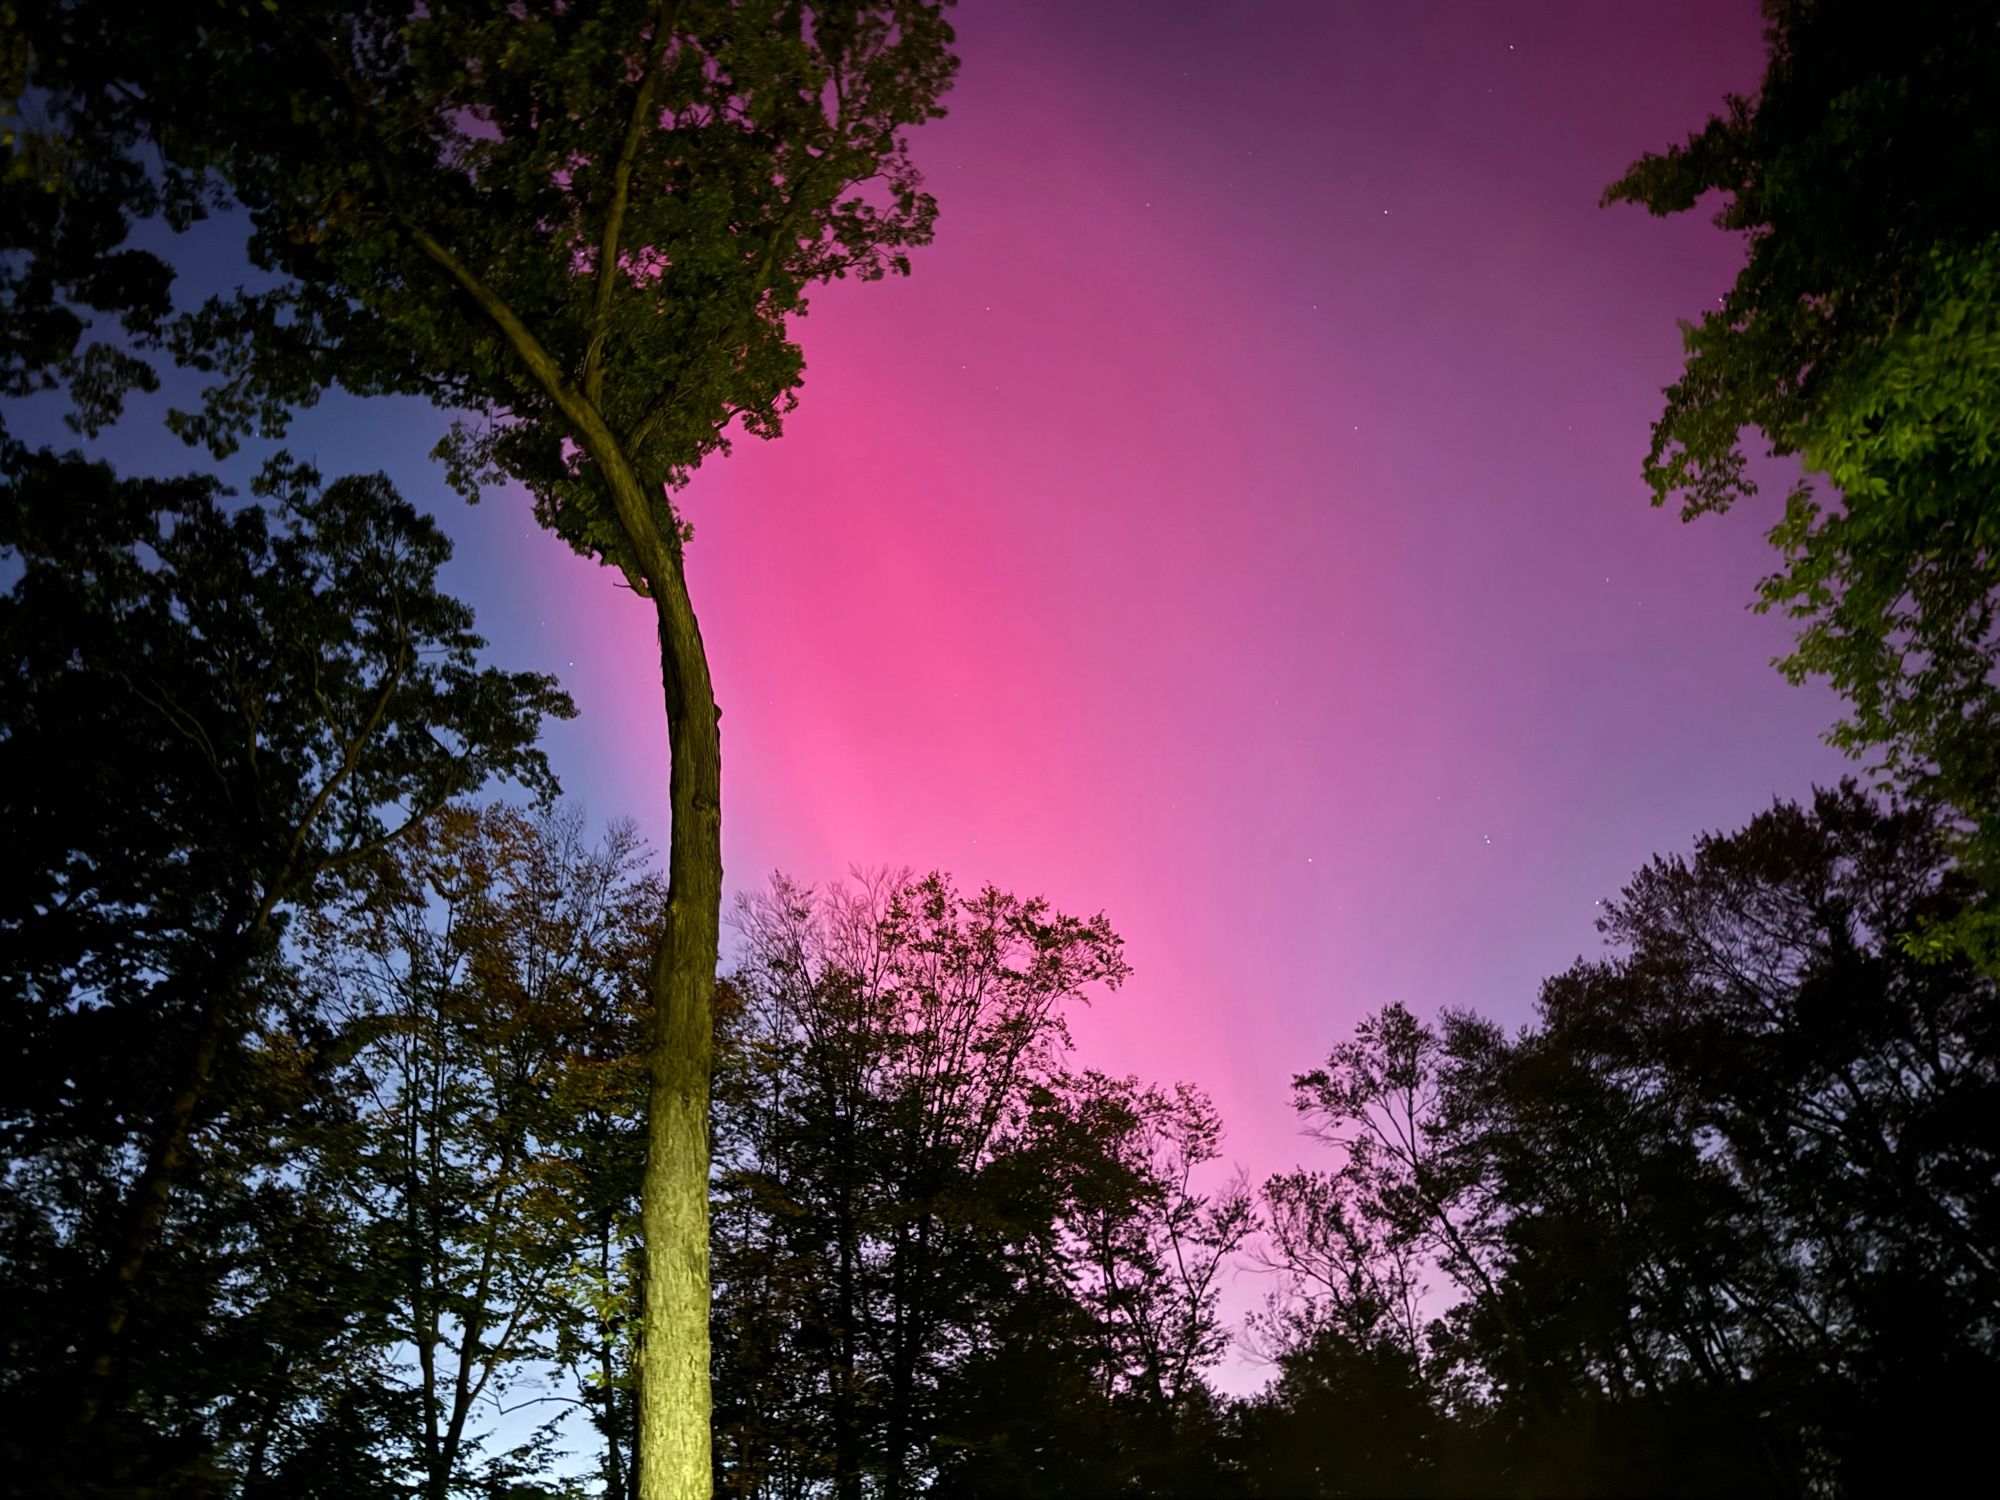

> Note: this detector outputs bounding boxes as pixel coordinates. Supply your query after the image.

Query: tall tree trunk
[638,589,722,1500]
[883,1224,923,1500]
[407,235,729,1493]
[78,1005,227,1422]
[598,1221,631,1500]
[240,1353,292,1497]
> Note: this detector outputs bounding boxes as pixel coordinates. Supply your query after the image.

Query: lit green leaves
[1608,0,2000,962]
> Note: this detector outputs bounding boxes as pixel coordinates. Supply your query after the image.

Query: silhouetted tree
[935,1071,1252,1497]
[1559,784,2000,1491]
[715,871,1247,1497]
[1266,786,1999,1496]
[0,448,569,1494]
[1228,1328,1445,1499]
[298,803,663,1498]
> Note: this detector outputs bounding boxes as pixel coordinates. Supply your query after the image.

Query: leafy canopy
[0,447,573,1494]
[1605,0,2000,951]
[9,0,958,586]
[0,445,573,1069]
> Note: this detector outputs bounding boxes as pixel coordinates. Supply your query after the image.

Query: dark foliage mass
[0,446,572,1495]
[3,10,961,1484]
[711,872,1249,1499]
[1244,785,1999,1497]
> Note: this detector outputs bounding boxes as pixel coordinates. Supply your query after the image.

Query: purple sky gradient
[510,0,1855,1369]
[620,0,1850,1144]
[34,0,1859,1386]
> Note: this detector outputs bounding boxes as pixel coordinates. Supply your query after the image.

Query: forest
[4,1,1997,1497]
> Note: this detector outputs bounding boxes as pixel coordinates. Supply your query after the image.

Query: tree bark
[637,587,722,1500]
[397,220,726,1500]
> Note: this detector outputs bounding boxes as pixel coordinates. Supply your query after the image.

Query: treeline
[4,448,1996,1497]
[1247,787,1999,1497]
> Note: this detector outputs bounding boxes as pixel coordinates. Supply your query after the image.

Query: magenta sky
[41,0,1857,1384]
[478,6,1849,1154]
[509,0,1851,1150]
[458,1,1859,1365]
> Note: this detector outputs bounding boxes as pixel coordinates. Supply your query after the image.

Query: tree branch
[583,2,682,409]
[302,30,680,602]
[401,218,684,601]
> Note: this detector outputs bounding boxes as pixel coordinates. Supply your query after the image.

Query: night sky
[50,0,1856,1380]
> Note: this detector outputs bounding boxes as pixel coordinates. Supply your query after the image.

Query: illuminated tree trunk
[639,575,722,1500]
[400,236,729,1499]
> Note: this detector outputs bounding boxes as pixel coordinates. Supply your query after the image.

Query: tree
[714,871,1254,1498]
[0,446,569,1492]
[1575,784,2000,1492]
[300,803,664,1499]
[718,870,1132,1497]
[6,11,958,1490]
[1269,786,2000,1494]
[716,871,1254,1496]
[1040,1073,1254,1432]
[1436,983,1793,1497]
[1605,0,2000,960]
[1227,1328,1446,1500]
[2,918,421,1500]
[1285,1004,1515,1360]
[1254,1164,1428,1360]
[0,29,193,438]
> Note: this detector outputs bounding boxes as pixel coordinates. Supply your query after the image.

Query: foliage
[714,870,1248,1498]
[0,446,570,1495]
[6,0,957,580]
[1,11,201,437]
[1257,784,2000,1495]
[7,11,959,1490]
[299,803,663,1500]
[7,478,1992,1500]
[1605,0,2000,958]
[1,445,569,990]
[1227,1329,1445,1499]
